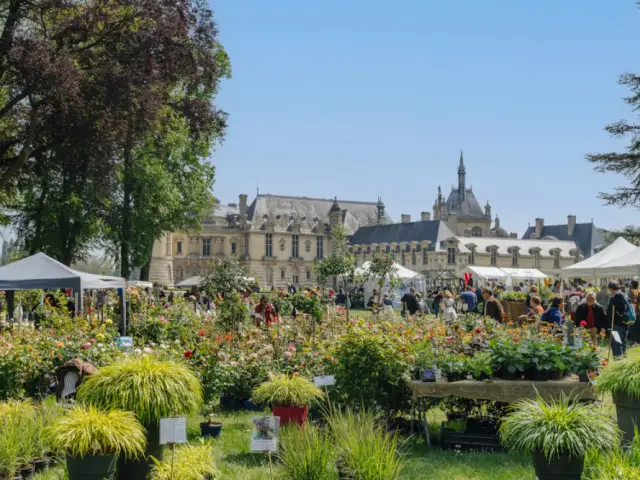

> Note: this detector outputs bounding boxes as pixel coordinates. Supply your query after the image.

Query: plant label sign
[314,375,335,387]
[159,417,187,445]
[115,336,133,352]
[251,416,279,453]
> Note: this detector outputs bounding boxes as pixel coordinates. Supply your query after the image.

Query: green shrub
[150,441,218,480]
[252,373,323,407]
[329,330,411,415]
[46,405,146,458]
[597,358,640,398]
[77,355,203,425]
[328,408,404,480]
[280,425,335,480]
[500,395,618,459]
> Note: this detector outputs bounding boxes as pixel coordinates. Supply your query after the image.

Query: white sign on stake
[314,375,335,387]
[159,417,187,445]
[251,417,279,453]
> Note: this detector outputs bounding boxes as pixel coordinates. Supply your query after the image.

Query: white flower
[134,348,142,354]
[143,347,152,353]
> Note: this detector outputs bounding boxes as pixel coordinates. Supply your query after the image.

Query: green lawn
[33,345,639,480]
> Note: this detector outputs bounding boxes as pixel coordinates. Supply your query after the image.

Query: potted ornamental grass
[76,355,203,480]
[150,441,218,480]
[597,358,640,445]
[252,373,323,425]
[46,405,146,480]
[500,395,618,480]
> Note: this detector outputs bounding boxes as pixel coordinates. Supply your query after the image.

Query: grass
[32,345,640,480]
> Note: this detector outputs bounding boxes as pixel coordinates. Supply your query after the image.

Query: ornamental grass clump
[149,441,218,480]
[279,424,335,480]
[597,358,640,398]
[328,408,404,480]
[252,373,323,407]
[46,405,146,459]
[499,394,618,460]
[76,355,203,425]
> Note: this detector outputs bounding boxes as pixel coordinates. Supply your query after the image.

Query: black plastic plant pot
[472,372,490,381]
[532,451,584,480]
[549,370,563,381]
[200,422,223,438]
[578,372,589,383]
[67,454,117,480]
[33,458,49,473]
[613,391,640,445]
[502,370,517,381]
[19,464,34,480]
[524,368,536,381]
[117,423,162,480]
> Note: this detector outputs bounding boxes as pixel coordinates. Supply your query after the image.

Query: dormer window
[447,247,456,265]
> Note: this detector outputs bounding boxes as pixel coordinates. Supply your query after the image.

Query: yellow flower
[96,333,105,340]
[104,318,113,325]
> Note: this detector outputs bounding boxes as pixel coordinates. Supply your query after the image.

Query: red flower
[89,338,96,344]
[81,343,91,350]
[183,350,193,359]
[474,328,482,334]
[602,360,609,367]
[579,320,587,327]
[225,334,232,342]
[198,330,205,337]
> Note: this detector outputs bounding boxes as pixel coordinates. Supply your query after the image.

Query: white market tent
[0,253,127,331]
[176,276,202,288]
[594,247,640,278]
[561,237,637,279]
[459,266,548,286]
[355,262,425,307]
[354,261,424,282]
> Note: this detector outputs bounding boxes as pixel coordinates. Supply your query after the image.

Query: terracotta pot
[272,405,308,426]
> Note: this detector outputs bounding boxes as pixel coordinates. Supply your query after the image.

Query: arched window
[471,226,482,237]
[385,245,391,253]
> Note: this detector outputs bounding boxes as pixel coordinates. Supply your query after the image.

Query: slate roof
[446,189,488,220]
[521,222,605,258]
[349,220,456,252]
[246,194,392,235]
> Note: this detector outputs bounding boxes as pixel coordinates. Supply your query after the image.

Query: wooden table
[410,378,596,446]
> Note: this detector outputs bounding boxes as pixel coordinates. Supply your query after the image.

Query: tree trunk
[0,106,37,188]
[0,0,22,77]
[343,274,350,323]
[139,256,151,282]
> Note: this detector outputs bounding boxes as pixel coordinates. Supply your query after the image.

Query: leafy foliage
[329,329,411,414]
[201,259,250,297]
[77,355,203,425]
[252,373,323,408]
[500,395,618,459]
[46,405,146,459]
[597,358,640,398]
[279,424,336,480]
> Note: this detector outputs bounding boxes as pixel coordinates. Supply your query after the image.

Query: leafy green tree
[201,259,249,298]
[314,227,355,320]
[603,225,640,247]
[362,252,401,309]
[587,71,640,208]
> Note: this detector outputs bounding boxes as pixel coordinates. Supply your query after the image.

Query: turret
[458,150,466,201]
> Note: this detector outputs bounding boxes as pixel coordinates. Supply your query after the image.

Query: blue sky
[211,0,640,234]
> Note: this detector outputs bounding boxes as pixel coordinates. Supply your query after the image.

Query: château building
[148,194,392,289]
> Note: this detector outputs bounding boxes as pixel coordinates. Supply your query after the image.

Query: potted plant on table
[76,355,203,480]
[597,358,640,445]
[489,340,524,380]
[46,405,146,480]
[572,347,599,383]
[437,354,468,383]
[528,341,554,381]
[251,373,323,425]
[467,351,493,381]
[548,344,572,380]
[500,395,618,480]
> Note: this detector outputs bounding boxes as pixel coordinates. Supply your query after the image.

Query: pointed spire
[458,150,465,174]
[457,150,466,200]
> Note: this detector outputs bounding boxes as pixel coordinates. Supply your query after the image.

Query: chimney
[535,218,544,238]
[567,215,576,236]
[421,212,431,222]
[401,214,411,224]
[239,194,248,219]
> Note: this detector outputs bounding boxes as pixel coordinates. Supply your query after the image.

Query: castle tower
[329,197,342,230]
[458,150,466,201]
[376,197,385,224]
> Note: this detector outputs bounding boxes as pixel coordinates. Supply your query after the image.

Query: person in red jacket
[255,295,278,326]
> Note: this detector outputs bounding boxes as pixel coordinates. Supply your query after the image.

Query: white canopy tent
[0,253,127,332]
[354,262,425,307]
[459,266,548,287]
[561,237,637,279]
[593,247,640,278]
[175,275,256,289]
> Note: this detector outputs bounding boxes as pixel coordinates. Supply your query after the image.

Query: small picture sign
[159,417,187,445]
[251,416,279,453]
[115,337,133,352]
[313,375,335,387]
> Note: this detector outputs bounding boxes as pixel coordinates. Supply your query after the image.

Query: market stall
[594,246,640,278]
[458,266,547,287]
[355,261,425,307]
[0,252,127,332]
[561,237,637,280]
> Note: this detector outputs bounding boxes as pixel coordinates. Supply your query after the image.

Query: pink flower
[81,343,91,350]
[89,338,96,344]
[284,351,292,360]
[159,317,168,324]
[580,320,587,327]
